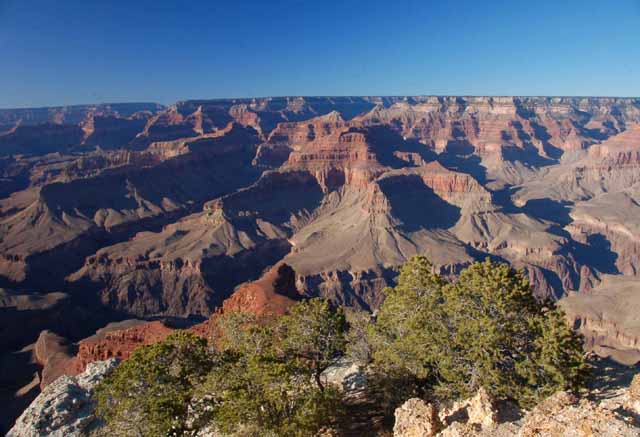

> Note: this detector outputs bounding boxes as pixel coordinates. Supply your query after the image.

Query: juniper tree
[93,331,213,436]
[275,298,347,391]
[369,256,588,408]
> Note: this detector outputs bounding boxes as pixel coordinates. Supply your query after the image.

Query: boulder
[393,398,442,437]
[467,387,498,428]
[439,387,498,429]
[437,422,481,437]
[321,357,367,395]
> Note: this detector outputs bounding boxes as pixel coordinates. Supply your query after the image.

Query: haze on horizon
[1,0,639,108]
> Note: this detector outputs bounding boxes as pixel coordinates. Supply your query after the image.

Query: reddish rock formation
[19,320,178,396]
[70,321,174,374]
[221,263,301,316]
[195,263,303,339]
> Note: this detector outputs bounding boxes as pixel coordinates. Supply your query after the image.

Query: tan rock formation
[394,398,442,437]
[438,388,499,430]
[33,330,76,389]
[394,383,640,437]
[467,388,498,428]
[518,391,638,437]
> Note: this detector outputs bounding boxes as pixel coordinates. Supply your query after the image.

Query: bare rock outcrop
[518,391,638,437]
[395,385,640,437]
[434,388,501,435]
[394,398,442,437]
[33,330,77,389]
[320,357,367,395]
[7,359,119,437]
[466,388,498,428]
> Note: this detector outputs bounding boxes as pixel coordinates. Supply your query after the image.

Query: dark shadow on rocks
[302,267,397,311]
[361,125,438,169]
[528,266,566,300]
[0,348,41,434]
[222,170,324,226]
[501,143,557,168]
[521,198,573,226]
[528,121,565,160]
[438,140,488,184]
[490,186,523,214]
[201,239,292,308]
[571,234,619,275]
[588,356,639,401]
[378,174,461,231]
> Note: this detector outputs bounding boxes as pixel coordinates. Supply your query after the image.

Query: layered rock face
[0,103,163,156]
[1,96,640,360]
[0,124,261,290]
[561,275,640,365]
[70,320,174,374]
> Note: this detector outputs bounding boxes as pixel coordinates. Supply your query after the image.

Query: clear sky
[1,0,639,108]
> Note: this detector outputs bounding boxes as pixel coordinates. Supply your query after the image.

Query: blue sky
[1,0,639,107]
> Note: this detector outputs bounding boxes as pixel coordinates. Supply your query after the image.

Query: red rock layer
[69,321,174,375]
[51,264,302,379]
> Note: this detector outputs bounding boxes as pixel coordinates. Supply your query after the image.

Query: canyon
[2,95,640,432]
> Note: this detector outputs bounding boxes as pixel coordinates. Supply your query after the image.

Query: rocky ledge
[393,379,640,437]
[7,359,119,437]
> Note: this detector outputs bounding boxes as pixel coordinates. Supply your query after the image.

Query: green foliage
[199,352,342,436]
[344,308,374,363]
[214,311,272,357]
[93,331,213,436]
[94,299,346,437]
[369,256,446,379]
[198,298,346,435]
[518,307,590,402]
[276,298,347,390]
[93,259,589,435]
[369,256,588,408]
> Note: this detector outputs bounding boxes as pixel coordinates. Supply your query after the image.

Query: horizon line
[2,94,639,111]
